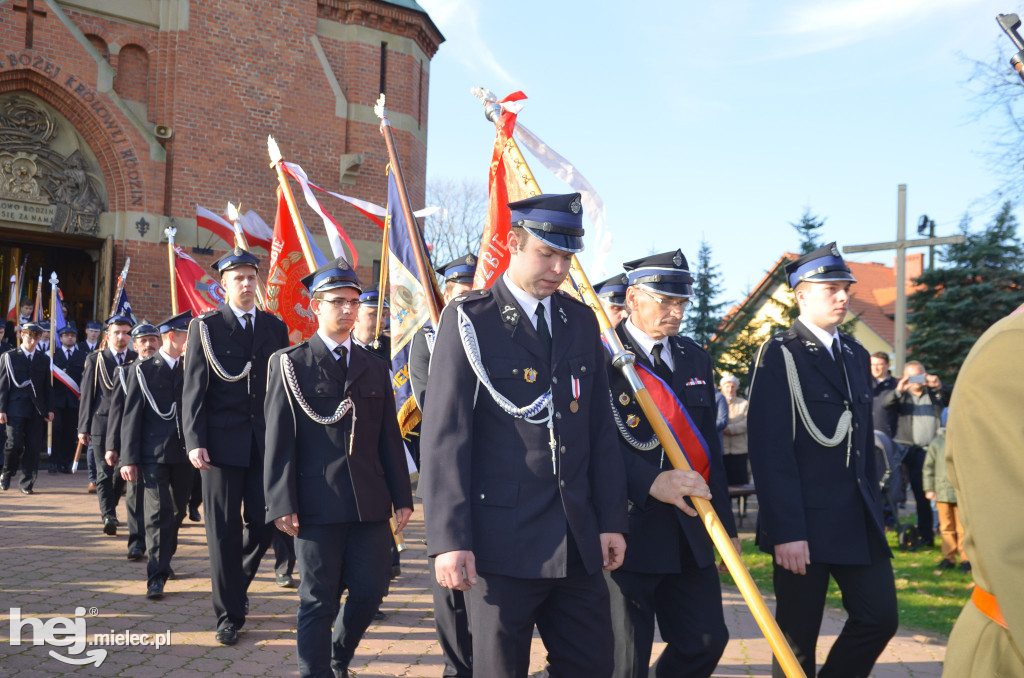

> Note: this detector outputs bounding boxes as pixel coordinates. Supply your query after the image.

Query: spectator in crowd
[720,374,749,486]
[870,352,898,438]
[882,360,947,547]
[923,408,969,573]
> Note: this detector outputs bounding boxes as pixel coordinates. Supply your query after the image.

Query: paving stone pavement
[0,473,947,677]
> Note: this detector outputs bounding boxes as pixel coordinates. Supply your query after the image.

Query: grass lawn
[719,531,972,637]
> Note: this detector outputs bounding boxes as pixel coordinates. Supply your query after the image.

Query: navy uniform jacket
[0,349,53,418]
[182,305,289,467]
[78,348,138,438]
[408,326,431,410]
[747,319,888,565]
[121,354,186,466]
[264,334,412,525]
[52,345,87,410]
[104,363,137,454]
[420,278,629,579]
[608,321,736,572]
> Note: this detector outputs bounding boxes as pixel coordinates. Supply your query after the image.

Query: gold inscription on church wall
[0,199,56,226]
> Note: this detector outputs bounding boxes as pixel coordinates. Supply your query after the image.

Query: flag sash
[51,360,80,398]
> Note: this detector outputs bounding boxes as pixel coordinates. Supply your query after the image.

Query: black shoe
[332,668,352,678]
[128,549,145,562]
[215,625,239,646]
[0,475,9,491]
[48,466,58,474]
[103,518,117,536]
[391,565,401,580]
[937,559,955,570]
[189,507,201,522]
[60,466,72,474]
[960,561,972,573]
[374,610,386,620]
[167,567,177,581]
[275,573,296,588]
[20,487,33,495]
[146,580,164,600]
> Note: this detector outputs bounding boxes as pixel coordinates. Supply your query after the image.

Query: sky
[415,0,1021,306]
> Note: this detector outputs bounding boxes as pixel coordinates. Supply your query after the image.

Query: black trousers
[3,414,45,491]
[771,534,899,678]
[201,456,273,630]
[722,453,750,486]
[469,564,614,678]
[50,406,78,470]
[429,555,473,677]
[903,445,934,543]
[126,469,146,554]
[141,461,193,586]
[93,435,124,521]
[607,565,728,678]
[188,467,202,512]
[294,520,392,678]
[273,530,296,577]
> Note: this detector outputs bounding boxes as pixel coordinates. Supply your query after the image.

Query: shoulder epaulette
[276,343,305,357]
[555,288,588,307]
[840,332,862,347]
[452,289,490,305]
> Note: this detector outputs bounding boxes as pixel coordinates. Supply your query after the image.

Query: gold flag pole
[226,202,268,310]
[474,89,806,678]
[267,136,317,271]
[47,271,58,464]
[373,218,390,347]
[165,227,179,314]
[98,258,131,352]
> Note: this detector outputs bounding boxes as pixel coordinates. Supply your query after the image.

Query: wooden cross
[843,184,965,374]
[13,0,48,50]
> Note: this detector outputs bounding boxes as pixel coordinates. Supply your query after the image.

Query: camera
[908,374,927,384]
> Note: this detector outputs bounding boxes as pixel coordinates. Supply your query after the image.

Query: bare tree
[423,178,488,270]
[966,44,1024,207]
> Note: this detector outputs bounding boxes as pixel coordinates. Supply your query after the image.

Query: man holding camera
[882,360,947,547]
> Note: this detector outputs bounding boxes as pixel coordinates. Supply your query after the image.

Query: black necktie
[116,352,124,365]
[243,312,254,338]
[65,348,71,360]
[651,343,673,384]
[831,338,848,384]
[334,345,349,383]
[535,304,552,356]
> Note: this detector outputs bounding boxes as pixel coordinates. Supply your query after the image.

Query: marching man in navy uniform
[120,311,194,600]
[605,250,738,678]
[264,258,412,678]
[183,247,290,645]
[79,315,137,534]
[51,323,86,474]
[408,252,477,678]
[351,285,390,361]
[747,243,897,678]
[420,193,628,678]
[108,321,161,561]
[0,321,54,494]
[594,273,630,326]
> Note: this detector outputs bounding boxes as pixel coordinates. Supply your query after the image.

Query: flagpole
[373,213,391,343]
[99,259,131,352]
[267,136,317,271]
[227,202,268,310]
[34,268,43,321]
[475,93,806,678]
[374,94,440,325]
[48,271,58,464]
[165,227,179,314]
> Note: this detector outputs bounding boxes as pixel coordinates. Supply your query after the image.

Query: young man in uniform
[0,321,54,494]
[408,253,477,678]
[51,323,86,474]
[421,192,628,678]
[604,250,736,678]
[264,258,412,677]
[183,247,289,645]
[594,273,630,326]
[351,284,390,361]
[120,311,193,600]
[79,315,137,535]
[747,243,898,678]
[107,322,161,561]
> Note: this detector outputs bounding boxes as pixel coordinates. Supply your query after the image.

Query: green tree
[790,207,826,255]
[909,201,1024,384]
[685,238,729,359]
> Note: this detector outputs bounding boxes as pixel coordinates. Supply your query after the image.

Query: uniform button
[555,412,562,420]
[552,376,558,384]
[559,480,565,488]
[581,366,587,373]
[854,423,860,430]
[513,369,520,376]
[560,445,566,455]
[480,494,485,500]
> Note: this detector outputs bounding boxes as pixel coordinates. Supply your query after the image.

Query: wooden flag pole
[267,136,317,272]
[226,202,268,310]
[165,227,179,314]
[475,91,806,678]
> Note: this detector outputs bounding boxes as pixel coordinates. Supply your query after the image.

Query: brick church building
[0,0,442,326]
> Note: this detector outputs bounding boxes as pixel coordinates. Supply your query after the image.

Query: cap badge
[569,196,582,214]
[501,305,520,325]
[618,392,631,406]
[673,252,683,267]
[524,367,538,383]
[830,244,840,257]
[626,414,641,428]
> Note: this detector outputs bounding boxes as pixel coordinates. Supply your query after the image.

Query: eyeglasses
[638,287,688,311]
[318,297,360,310]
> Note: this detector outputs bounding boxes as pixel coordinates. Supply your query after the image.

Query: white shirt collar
[22,347,35,359]
[624,316,674,370]
[799,316,841,357]
[317,329,351,366]
[228,302,256,327]
[158,348,178,370]
[108,346,124,361]
[503,273,552,330]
